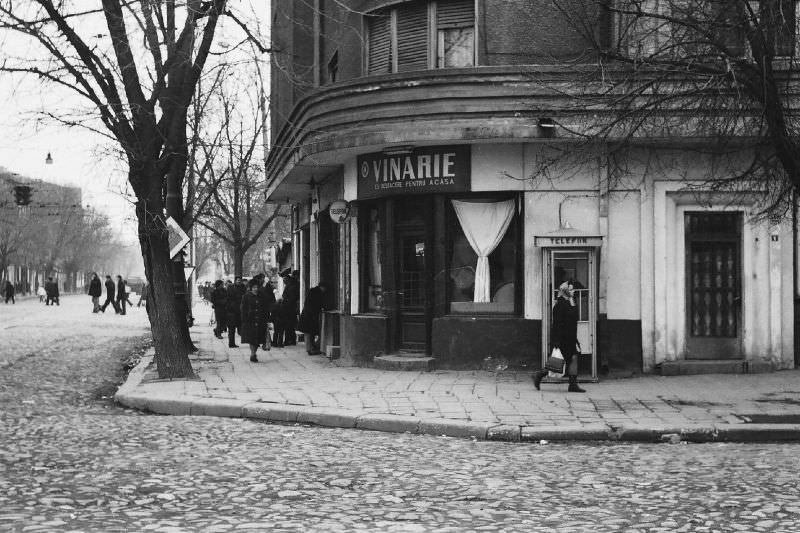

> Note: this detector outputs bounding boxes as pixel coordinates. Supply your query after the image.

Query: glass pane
[447,199,516,314]
[401,234,424,308]
[363,205,383,312]
[439,27,474,67]
[552,253,589,322]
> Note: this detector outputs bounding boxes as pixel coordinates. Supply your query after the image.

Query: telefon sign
[357,145,470,199]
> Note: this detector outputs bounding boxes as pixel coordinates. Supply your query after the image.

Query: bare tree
[0,1,264,378]
[188,61,287,278]
[540,0,799,217]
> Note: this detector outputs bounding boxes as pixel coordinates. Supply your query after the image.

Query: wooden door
[685,212,742,359]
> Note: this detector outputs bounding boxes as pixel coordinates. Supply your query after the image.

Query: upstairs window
[365,0,474,76]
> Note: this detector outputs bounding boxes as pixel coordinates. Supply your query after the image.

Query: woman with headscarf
[533,280,586,393]
[240,279,269,362]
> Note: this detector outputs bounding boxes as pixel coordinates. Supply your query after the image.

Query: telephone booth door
[542,249,598,380]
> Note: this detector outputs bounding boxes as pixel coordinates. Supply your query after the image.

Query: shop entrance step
[372,353,435,371]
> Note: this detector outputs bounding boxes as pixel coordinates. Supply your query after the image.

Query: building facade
[266,0,798,376]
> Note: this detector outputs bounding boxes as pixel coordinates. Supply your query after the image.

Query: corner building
[266,0,797,377]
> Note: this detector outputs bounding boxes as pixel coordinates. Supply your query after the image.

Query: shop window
[361,204,384,312]
[365,0,474,75]
[447,197,518,314]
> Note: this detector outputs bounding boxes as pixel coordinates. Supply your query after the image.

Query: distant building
[0,167,83,293]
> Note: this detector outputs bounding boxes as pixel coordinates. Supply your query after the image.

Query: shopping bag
[544,347,565,373]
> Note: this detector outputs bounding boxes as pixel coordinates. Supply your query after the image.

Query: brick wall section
[270,0,609,142]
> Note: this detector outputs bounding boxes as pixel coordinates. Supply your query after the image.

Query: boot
[568,375,585,393]
[532,370,547,391]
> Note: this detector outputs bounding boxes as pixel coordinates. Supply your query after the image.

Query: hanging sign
[329,200,350,223]
[166,216,191,259]
[357,145,471,199]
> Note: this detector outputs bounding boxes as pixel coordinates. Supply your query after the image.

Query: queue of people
[208,269,332,363]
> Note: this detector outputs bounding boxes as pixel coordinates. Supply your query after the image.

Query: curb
[115,357,800,443]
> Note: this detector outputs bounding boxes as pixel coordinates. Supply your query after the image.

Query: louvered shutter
[397,3,429,72]
[367,12,392,75]
[437,0,473,29]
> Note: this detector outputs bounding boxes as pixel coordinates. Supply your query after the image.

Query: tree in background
[544,0,800,217]
[0,1,266,378]
[187,59,288,279]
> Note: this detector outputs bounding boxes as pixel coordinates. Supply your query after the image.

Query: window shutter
[397,3,429,72]
[367,12,392,75]
[437,0,473,29]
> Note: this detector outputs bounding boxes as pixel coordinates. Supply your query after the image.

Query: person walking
[124,280,134,308]
[273,270,299,347]
[240,279,269,362]
[533,280,586,393]
[210,280,228,339]
[225,277,245,348]
[115,276,127,315]
[44,277,60,306]
[37,284,46,302]
[254,273,275,351]
[100,275,119,313]
[88,273,102,313]
[4,279,15,304]
[297,281,329,355]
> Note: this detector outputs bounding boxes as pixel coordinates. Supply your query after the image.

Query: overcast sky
[0,2,269,246]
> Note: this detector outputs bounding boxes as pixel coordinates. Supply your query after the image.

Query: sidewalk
[116,304,800,443]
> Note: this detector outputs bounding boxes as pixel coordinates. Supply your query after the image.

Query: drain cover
[737,414,800,424]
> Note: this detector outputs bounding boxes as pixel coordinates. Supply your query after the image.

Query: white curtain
[451,199,515,303]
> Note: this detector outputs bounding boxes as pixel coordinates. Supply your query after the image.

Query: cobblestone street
[2,296,800,532]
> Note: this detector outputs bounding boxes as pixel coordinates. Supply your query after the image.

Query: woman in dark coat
[297,282,328,355]
[533,280,586,393]
[209,280,228,339]
[225,278,245,348]
[240,280,269,362]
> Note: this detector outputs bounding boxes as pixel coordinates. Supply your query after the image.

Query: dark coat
[240,291,269,345]
[88,277,102,297]
[276,278,300,326]
[210,285,228,323]
[4,281,14,297]
[551,297,579,357]
[45,280,59,297]
[225,283,245,327]
[104,279,115,300]
[258,283,277,320]
[297,286,327,335]
[116,279,126,300]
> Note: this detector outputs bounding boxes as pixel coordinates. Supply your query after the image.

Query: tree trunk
[233,243,244,278]
[136,199,195,379]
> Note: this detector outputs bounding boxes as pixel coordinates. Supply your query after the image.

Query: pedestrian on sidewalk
[88,272,102,313]
[4,279,15,304]
[124,280,134,308]
[241,279,269,362]
[254,273,275,351]
[100,275,119,313]
[273,269,299,347]
[298,281,329,355]
[533,280,586,393]
[115,276,127,315]
[225,278,245,348]
[210,280,227,339]
[44,277,60,306]
[37,284,46,302]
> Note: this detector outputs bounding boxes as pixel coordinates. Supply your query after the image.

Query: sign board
[534,234,603,248]
[329,200,350,223]
[166,216,191,259]
[357,145,470,199]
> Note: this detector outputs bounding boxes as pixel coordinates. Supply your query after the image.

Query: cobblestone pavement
[2,297,800,532]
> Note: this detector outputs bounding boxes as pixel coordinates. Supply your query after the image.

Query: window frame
[364,0,476,76]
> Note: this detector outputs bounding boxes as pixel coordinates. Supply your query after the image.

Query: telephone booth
[535,229,603,381]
